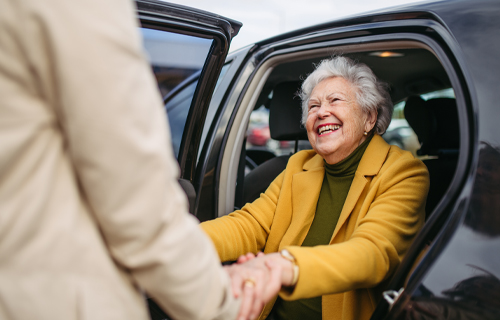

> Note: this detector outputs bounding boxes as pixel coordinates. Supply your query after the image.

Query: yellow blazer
[202,135,429,320]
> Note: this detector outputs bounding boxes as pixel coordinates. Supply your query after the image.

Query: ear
[365,110,378,133]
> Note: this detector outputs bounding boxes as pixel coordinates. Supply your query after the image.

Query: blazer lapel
[331,172,367,240]
[280,154,324,248]
[330,135,390,241]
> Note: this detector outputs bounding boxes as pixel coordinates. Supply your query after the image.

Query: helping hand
[225,252,296,320]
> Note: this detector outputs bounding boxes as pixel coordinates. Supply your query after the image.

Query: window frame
[212,22,474,319]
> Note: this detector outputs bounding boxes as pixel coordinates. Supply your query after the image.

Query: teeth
[318,124,340,134]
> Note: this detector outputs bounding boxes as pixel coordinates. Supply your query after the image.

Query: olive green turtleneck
[272,134,373,320]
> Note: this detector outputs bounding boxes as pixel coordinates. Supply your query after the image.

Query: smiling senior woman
[201,56,429,320]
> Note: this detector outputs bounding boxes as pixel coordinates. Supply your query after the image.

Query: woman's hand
[238,253,295,287]
[224,256,282,320]
[225,251,296,319]
[236,252,265,264]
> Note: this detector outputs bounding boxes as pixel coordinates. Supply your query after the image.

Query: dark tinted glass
[140,27,213,158]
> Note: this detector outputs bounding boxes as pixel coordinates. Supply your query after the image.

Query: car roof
[243,0,497,106]
[253,0,453,48]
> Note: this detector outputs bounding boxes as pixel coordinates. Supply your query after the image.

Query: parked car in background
[137,0,500,319]
[246,106,271,147]
[247,124,270,146]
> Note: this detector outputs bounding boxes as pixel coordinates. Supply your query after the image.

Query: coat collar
[285,135,390,246]
[356,134,390,177]
[332,135,390,239]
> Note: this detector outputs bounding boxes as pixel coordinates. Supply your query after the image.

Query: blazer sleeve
[201,170,286,262]
[28,0,239,319]
[282,151,429,300]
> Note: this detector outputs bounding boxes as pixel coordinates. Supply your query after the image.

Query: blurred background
[163,0,426,52]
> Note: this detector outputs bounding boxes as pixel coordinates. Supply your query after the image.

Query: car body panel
[382,1,500,319]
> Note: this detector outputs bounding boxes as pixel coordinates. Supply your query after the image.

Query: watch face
[280,249,296,262]
[280,250,299,286]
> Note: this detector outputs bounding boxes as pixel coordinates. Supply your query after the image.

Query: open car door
[136,0,241,213]
[136,2,241,318]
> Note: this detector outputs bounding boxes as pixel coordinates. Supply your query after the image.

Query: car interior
[222,41,460,227]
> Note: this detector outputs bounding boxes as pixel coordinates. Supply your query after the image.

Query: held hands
[224,252,296,320]
[237,252,296,287]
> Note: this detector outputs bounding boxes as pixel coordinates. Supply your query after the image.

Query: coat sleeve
[201,170,286,262]
[282,151,429,300]
[25,0,239,319]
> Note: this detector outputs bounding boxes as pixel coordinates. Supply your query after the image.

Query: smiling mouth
[318,124,340,135]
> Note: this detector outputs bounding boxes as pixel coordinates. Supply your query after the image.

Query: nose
[317,102,330,119]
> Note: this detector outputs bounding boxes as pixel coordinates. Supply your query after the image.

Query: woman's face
[306,76,376,164]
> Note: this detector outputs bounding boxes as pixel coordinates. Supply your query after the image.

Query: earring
[363,131,368,136]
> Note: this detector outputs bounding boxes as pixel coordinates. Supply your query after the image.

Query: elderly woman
[201,56,429,320]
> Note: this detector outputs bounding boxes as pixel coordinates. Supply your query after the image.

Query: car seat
[404,96,459,218]
[242,82,308,205]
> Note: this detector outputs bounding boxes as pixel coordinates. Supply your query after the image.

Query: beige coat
[0,0,238,319]
[202,135,429,320]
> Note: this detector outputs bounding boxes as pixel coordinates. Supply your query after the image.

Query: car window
[246,95,311,171]
[164,79,199,157]
[198,63,231,161]
[383,88,456,156]
[245,85,456,171]
[140,27,213,158]
[246,87,456,161]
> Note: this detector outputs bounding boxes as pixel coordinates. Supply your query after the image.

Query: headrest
[269,82,308,141]
[405,96,459,155]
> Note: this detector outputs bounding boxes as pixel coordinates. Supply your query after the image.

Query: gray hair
[299,56,393,135]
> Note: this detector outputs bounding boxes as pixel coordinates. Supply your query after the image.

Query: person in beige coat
[0,0,281,319]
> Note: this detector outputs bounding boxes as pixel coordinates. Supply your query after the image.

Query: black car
[137,1,500,319]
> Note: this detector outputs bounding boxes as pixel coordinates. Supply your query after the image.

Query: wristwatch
[280,249,299,286]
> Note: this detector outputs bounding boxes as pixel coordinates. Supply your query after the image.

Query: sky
[164,0,427,51]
